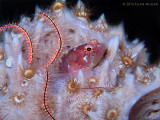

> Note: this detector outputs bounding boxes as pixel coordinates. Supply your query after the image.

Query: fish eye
[84,46,93,54]
[87,47,92,51]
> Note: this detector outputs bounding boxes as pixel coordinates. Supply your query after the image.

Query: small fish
[59,40,106,73]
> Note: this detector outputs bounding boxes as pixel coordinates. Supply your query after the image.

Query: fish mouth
[91,43,106,68]
[96,43,106,57]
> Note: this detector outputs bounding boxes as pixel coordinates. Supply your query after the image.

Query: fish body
[59,41,106,73]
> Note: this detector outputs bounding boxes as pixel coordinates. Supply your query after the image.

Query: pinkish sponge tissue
[0,0,159,120]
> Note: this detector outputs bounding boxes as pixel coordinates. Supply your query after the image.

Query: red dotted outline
[44,70,56,120]
[0,24,33,63]
[38,13,63,68]
[39,13,63,120]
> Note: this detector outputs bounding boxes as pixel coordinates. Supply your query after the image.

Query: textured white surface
[0,1,159,120]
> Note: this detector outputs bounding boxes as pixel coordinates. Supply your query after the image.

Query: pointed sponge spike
[78,70,85,82]
[35,5,41,13]
[99,60,109,87]
[73,0,90,18]
[96,13,109,32]
[77,0,85,8]
[107,35,119,61]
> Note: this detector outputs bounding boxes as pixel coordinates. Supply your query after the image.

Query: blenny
[59,40,106,73]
